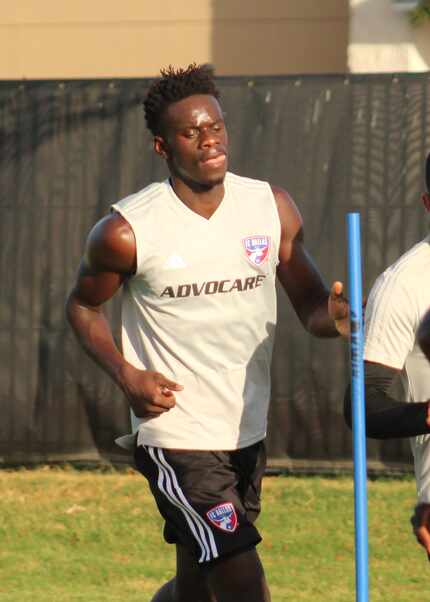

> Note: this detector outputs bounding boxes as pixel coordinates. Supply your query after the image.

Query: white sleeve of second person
[363,271,417,369]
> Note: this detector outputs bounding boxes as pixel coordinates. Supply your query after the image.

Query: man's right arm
[66,212,138,384]
[66,212,182,418]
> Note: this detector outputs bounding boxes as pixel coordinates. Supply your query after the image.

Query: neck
[170,176,225,219]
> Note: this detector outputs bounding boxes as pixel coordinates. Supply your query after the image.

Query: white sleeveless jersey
[364,235,430,503]
[112,172,281,450]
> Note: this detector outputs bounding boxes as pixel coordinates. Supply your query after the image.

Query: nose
[199,128,218,148]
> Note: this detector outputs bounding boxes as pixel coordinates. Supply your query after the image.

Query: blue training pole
[347,213,369,602]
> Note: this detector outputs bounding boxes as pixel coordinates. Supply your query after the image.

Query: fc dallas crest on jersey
[243,235,270,266]
[206,502,238,533]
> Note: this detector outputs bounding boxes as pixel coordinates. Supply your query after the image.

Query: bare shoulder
[270,184,303,241]
[85,211,136,274]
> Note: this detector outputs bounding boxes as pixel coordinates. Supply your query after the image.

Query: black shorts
[134,440,266,564]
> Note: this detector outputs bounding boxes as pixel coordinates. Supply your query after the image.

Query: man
[344,151,430,562]
[66,64,348,602]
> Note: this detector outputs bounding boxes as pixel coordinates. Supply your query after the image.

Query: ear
[154,136,169,160]
[422,192,430,212]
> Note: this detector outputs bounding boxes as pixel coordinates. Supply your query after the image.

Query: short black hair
[143,63,220,136]
[426,152,430,193]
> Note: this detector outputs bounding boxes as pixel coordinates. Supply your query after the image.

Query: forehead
[163,94,224,129]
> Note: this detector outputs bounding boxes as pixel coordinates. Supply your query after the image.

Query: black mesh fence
[1,73,429,471]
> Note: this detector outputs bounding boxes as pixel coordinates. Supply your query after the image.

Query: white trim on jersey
[146,446,219,563]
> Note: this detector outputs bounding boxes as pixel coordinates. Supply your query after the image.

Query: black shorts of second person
[134,440,266,564]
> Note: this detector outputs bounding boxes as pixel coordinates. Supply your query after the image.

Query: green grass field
[0,467,426,601]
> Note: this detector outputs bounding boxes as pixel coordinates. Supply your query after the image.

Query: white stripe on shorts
[146,446,219,563]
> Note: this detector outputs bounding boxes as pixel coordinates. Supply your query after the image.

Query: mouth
[200,152,227,169]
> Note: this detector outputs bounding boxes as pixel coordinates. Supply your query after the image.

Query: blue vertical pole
[347,213,369,602]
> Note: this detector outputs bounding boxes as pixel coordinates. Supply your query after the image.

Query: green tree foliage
[410,0,430,25]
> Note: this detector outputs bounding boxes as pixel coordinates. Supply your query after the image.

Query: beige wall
[1,1,348,79]
[349,0,430,72]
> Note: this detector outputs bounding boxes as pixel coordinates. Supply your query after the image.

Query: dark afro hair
[426,152,430,193]
[143,63,220,136]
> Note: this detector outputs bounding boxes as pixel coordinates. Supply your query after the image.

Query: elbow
[345,399,390,440]
[64,290,102,333]
[365,424,386,439]
[344,384,384,439]
[65,289,86,330]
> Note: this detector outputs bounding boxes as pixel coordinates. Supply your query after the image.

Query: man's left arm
[272,185,349,337]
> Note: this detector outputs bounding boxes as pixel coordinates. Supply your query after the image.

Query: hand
[118,364,183,418]
[328,281,350,337]
[410,503,430,561]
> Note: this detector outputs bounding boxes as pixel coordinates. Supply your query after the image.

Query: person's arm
[66,211,183,418]
[272,185,349,337]
[344,360,430,438]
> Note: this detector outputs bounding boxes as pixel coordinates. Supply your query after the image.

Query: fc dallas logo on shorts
[206,502,238,533]
[243,235,270,266]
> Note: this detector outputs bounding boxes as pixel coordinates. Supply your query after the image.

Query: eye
[183,129,198,139]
